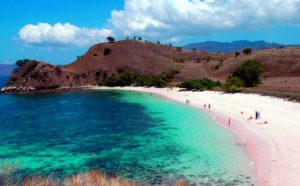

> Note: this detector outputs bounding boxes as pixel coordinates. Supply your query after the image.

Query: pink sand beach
[93,86,300,186]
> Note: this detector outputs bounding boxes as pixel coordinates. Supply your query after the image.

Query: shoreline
[92,86,300,186]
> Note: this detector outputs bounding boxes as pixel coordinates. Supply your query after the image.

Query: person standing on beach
[228,117,231,125]
[208,104,211,110]
[255,111,258,120]
[204,104,206,109]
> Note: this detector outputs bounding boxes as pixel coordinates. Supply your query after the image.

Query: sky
[1,0,300,65]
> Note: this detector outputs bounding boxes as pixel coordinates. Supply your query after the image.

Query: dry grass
[175,179,188,186]
[19,170,189,186]
[22,171,136,186]
[22,177,57,186]
[63,171,135,186]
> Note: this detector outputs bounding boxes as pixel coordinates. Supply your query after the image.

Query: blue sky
[1,0,300,65]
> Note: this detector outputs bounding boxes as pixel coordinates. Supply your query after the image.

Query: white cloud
[19,23,113,47]
[110,0,300,39]
[18,0,300,46]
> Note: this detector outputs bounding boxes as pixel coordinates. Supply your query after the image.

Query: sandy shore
[92,86,300,186]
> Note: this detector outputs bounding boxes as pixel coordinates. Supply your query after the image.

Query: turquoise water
[0,90,254,185]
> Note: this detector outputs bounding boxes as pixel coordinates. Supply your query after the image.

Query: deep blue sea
[0,75,8,88]
[0,89,254,185]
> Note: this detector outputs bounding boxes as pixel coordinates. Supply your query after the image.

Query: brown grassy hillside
[4,40,300,94]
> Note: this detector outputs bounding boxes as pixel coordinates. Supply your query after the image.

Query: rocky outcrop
[1,61,104,94]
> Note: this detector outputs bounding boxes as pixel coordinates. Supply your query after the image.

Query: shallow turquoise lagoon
[0,90,254,185]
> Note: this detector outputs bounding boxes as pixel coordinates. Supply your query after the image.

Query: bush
[233,60,263,87]
[103,69,180,88]
[16,59,30,66]
[179,78,221,91]
[222,76,245,92]
[206,56,211,62]
[106,36,115,43]
[176,47,182,52]
[103,47,111,56]
[173,58,185,63]
[242,48,252,55]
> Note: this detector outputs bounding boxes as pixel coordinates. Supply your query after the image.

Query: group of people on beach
[204,103,211,110]
[244,110,268,124]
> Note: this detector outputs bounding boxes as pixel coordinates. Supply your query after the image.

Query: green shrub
[103,69,180,88]
[242,48,252,55]
[233,60,264,87]
[176,47,182,52]
[16,59,30,66]
[104,74,119,86]
[103,47,111,56]
[106,36,115,43]
[173,58,185,63]
[222,76,245,92]
[179,78,221,91]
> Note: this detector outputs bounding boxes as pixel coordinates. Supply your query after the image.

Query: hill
[2,40,300,94]
[182,40,285,52]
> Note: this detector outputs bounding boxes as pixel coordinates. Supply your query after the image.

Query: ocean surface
[0,90,254,185]
[0,75,8,88]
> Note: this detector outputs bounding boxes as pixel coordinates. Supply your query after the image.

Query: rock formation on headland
[2,40,300,94]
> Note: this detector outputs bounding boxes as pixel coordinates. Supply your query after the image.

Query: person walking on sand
[204,104,206,109]
[255,111,259,120]
[228,117,231,125]
[208,104,211,110]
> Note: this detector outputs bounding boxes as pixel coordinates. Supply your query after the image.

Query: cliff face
[1,61,107,93]
[2,40,300,94]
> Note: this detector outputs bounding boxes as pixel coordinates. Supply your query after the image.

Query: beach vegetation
[103,69,180,88]
[222,76,245,92]
[106,36,116,43]
[179,78,221,91]
[103,47,111,56]
[235,51,240,58]
[233,59,264,87]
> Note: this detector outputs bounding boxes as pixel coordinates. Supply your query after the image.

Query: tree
[103,47,111,56]
[16,59,30,66]
[137,37,143,41]
[157,41,160,45]
[242,48,252,55]
[192,48,197,52]
[179,78,221,91]
[233,60,264,87]
[235,51,240,58]
[176,47,182,52]
[106,36,116,43]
